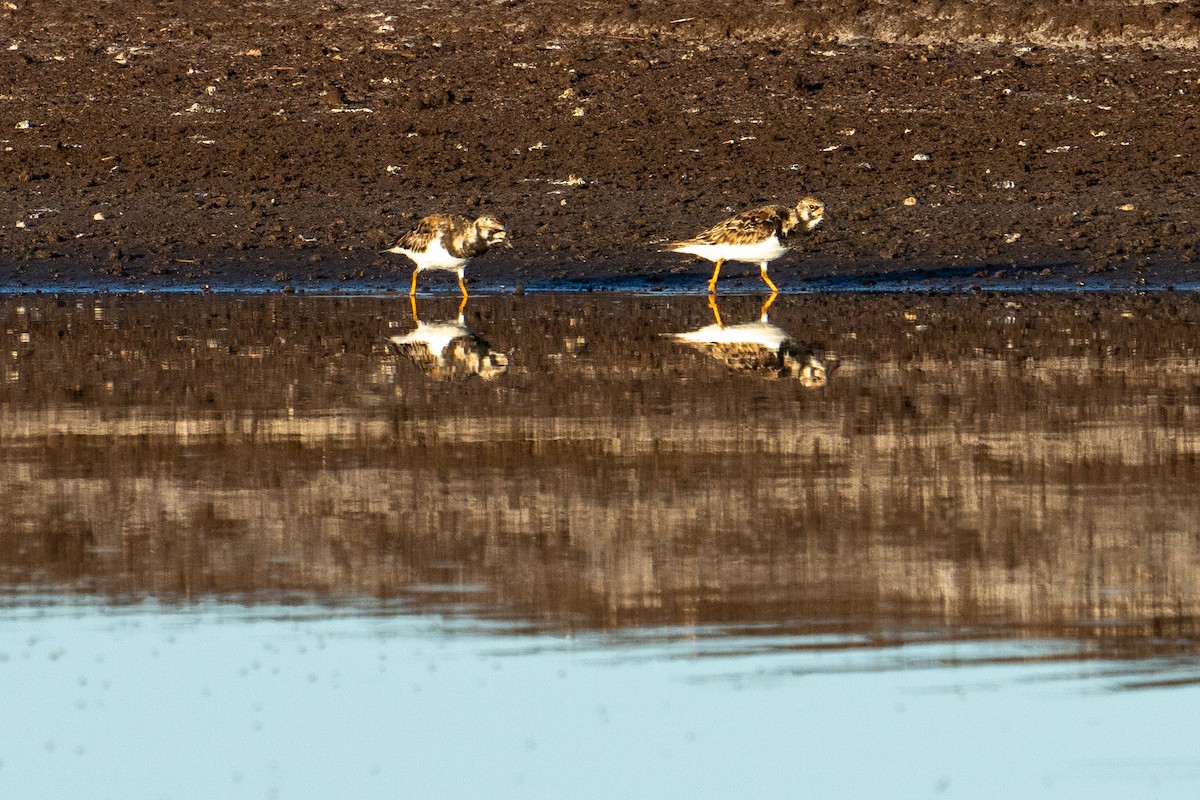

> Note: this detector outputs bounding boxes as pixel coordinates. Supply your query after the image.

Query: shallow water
[3,292,1200,798]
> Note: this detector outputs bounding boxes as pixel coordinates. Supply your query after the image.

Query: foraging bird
[385,214,510,297]
[668,294,827,386]
[667,197,825,293]
[387,296,509,381]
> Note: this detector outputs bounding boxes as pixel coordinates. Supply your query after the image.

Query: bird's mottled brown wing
[395,214,470,252]
[682,204,795,247]
[691,341,785,373]
[683,340,825,381]
[388,340,441,372]
[394,216,443,252]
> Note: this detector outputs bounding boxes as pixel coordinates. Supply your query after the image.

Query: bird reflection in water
[667,293,827,386]
[386,295,509,381]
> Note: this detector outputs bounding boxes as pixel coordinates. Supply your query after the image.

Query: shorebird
[667,197,825,293]
[667,293,827,386]
[385,214,510,297]
[387,295,509,381]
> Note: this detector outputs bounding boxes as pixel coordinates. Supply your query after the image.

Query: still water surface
[3,292,1200,798]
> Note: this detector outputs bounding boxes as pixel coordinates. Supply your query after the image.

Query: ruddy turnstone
[667,197,825,293]
[667,294,827,386]
[387,296,509,381]
[386,214,510,297]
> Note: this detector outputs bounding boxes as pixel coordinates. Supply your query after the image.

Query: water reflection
[387,295,509,381]
[2,293,1200,683]
[667,293,827,385]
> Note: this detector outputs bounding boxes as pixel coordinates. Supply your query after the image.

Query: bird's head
[477,349,510,380]
[475,216,512,248]
[795,197,825,231]
[784,353,827,387]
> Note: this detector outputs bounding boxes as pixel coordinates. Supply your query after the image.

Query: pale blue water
[2,601,1199,800]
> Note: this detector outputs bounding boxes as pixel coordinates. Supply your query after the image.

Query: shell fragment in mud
[548,175,588,187]
[173,103,224,115]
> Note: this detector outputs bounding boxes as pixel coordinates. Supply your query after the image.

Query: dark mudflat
[2,1,1199,292]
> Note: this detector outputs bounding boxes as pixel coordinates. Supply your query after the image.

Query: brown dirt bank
[2,1,1200,291]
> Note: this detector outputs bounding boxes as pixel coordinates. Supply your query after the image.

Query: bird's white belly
[403,239,468,272]
[389,322,466,361]
[674,237,789,265]
[672,322,789,349]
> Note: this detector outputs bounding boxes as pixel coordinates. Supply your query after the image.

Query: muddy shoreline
[2,1,1200,292]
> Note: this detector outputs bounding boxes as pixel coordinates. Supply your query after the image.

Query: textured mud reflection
[3,293,1200,683]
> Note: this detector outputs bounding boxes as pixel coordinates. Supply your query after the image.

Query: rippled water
[3,292,1200,798]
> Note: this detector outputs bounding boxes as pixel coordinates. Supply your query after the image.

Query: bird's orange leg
[409,294,420,324]
[456,294,468,320]
[409,268,420,296]
[707,294,725,329]
[707,259,724,294]
[759,263,779,294]
[457,271,469,298]
[760,290,779,320]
